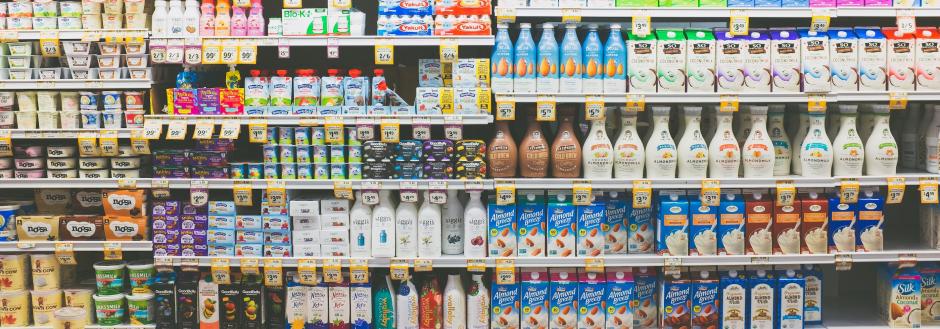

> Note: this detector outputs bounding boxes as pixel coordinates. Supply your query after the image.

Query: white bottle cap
[838,104,859,114]
[696,31,705,38]
[542,23,554,29]
[610,23,621,29]
[837,30,847,38]
[780,31,790,38]
[520,23,531,28]
[866,30,876,37]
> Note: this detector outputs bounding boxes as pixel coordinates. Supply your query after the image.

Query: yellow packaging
[0,255,28,291]
[30,254,60,291]
[0,290,29,326]
[453,87,492,114]
[53,307,88,329]
[16,215,60,241]
[63,288,94,324]
[452,58,491,88]
[31,289,62,325]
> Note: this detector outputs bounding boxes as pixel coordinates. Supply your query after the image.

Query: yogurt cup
[79,169,109,179]
[30,254,61,291]
[60,92,80,112]
[47,169,78,179]
[126,261,154,294]
[31,289,62,325]
[37,92,58,112]
[124,110,144,128]
[60,111,80,129]
[0,290,29,326]
[80,110,101,129]
[15,111,37,129]
[0,254,27,291]
[47,158,76,170]
[63,289,94,324]
[110,169,140,179]
[53,307,88,329]
[93,261,126,295]
[102,110,123,128]
[47,145,77,158]
[93,293,125,326]
[110,157,140,169]
[125,292,154,325]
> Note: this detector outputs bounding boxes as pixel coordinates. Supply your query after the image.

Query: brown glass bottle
[488,120,518,178]
[519,115,549,178]
[552,110,582,178]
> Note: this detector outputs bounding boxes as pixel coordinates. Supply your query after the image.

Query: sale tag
[375,42,394,65]
[211,258,232,285]
[202,39,222,64]
[39,31,60,57]
[890,92,909,110]
[297,259,318,285]
[0,131,11,157]
[221,40,239,65]
[240,258,261,275]
[701,180,721,206]
[536,95,556,121]
[840,179,860,204]
[429,181,448,204]
[15,242,34,249]
[334,181,354,200]
[191,180,209,206]
[400,181,419,203]
[886,177,906,204]
[151,179,171,200]
[897,9,916,34]
[625,94,645,112]
[349,259,369,284]
[495,7,517,23]
[495,259,515,284]
[266,180,287,206]
[184,38,202,65]
[263,259,283,287]
[807,93,827,112]
[466,259,487,272]
[193,120,215,139]
[633,180,652,209]
[495,95,516,121]
[130,130,151,155]
[584,95,605,121]
[413,117,431,140]
[495,181,516,205]
[166,120,188,140]
[776,181,796,207]
[729,11,749,35]
[278,40,290,58]
[78,132,99,156]
[573,183,592,206]
[719,95,740,112]
[233,181,253,206]
[54,243,77,265]
[220,120,241,139]
[810,9,833,32]
[390,259,410,280]
[143,120,163,140]
[248,120,268,143]
[380,119,401,143]
[414,259,433,272]
[440,39,458,63]
[325,120,345,144]
[284,0,302,7]
[561,8,582,23]
[98,130,119,157]
[103,242,123,261]
[585,258,605,273]
[322,259,343,283]
[921,178,939,204]
[632,14,651,37]
[361,181,381,205]
[118,179,138,189]
[238,42,258,64]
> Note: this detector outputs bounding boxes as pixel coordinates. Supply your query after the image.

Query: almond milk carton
[719,267,747,329]
[578,271,606,329]
[488,195,517,257]
[773,198,801,255]
[884,27,916,91]
[747,267,776,329]
[716,29,746,93]
[743,29,771,93]
[882,265,921,328]
[770,28,802,92]
[857,191,885,252]
[604,191,628,255]
[659,271,691,329]
[856,27,888,91]
[921,263,940,325]
[605,268,635,329]
[517,191,547,257]
[492,271,520,329]
[828,194,857,253]
[658,191,689,256]
[829,28,860,92]
[548,190,576,257]
[803,265,824,326]
[577,192,606,257]
[633,267,658,328]
[916,27,940,91]
[689,197,718,256]
[798,28,832,92]
[521,268,550,329]
[549,268,578,329]
[776,267,805,329]
[691,269,719,329]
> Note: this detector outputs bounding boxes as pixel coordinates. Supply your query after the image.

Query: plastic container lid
[93,260,127,271]
[53,307,86,321]
[327,69,339,76]
[275,69,288,77]
[374,69,384,76]
[249,70,261,77]
[31,289,61,297]
[127,260,153,270]
[349,69,361,78]
[93,293,125,302]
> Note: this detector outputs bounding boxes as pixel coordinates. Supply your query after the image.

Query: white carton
[885,27,916,91]
[292,216,321,231]
[770,29,802,92]
[829,29,860,92]
[321,213,350,229]
[685,29,717,93]
[917,28,940,91]
[628,32,658,92]
[799,29,832,92]
[743,29,771,93]
[292,230,321,245]
[716,29,746,93]
[856,27,888,91]
[655,29,687,93]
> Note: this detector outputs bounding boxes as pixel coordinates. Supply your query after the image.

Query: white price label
[440,39,458,63]
[632,15,651,36]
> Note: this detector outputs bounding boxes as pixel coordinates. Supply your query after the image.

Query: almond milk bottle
[708,110,740,178]
[645,106,677,178]
[832,105,865,176]
[604,24,627,93]
[514,23,537,93]
[901,104,922,168]
[491,24,514,93]
[583,24,604,92]
[768,105,791,176]
[464,191,487,257]
[678,106,708,178]
[742,106,775,178]
[560,24,583,93]
[537,23,560,93]
[866,104,899,175]
[800,111,834,177]
[417,191,442,257]
[583,117,614,179]
[372,190,396,257]
[791,107,810,175]
[614,110,645,178]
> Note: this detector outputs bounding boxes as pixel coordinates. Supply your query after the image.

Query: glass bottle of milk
[614,110,645,178]
[800,110,834,177]
[742,106,775,178]
[645,106,678,178]
[791,106,811,175]
[866,104,899,175]
[832,105,864,177]
[708,110,740,178]
[678,106,708,178]
[768,105,791,176]
[583,117,614,179]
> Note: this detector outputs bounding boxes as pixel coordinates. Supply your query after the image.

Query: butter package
[627,31,658,92]
[103,215,148,241]
[16,215,59,241]
[770,28,802,92]
[59,215,104,240]
[716,29,746,92]
[685,29,717,93]
[452,58,490,88]
[856,27,888,91]
[829,28,859,92]
[798,29,831,92]
[884,27,916,91]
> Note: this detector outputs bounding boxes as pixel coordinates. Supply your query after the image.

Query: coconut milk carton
[549,268,578,329]
[916,28,940,91]
[605,268,635,329]
[577,192,606,257]
[548,190,576,258]
[492,271,520,329]
[883,265,921,328]
[748,267,776,329]
[657,192,689,256]
[605,192,628,255]
[690,197,718,256]
[856,27,888,91]
[578,271,607,329]
[770,28,802,92]
[828,195,857,253]
[829,28,860,92]
[633,267,659,328]
[521,268,550,329]
[685,29,717,93]
[628,198,655,254]
[921,263,940,325]
[660,271,691,329]
[627,31,658,92]
[489,195,517,258]
[518,191,547,257]
[716,29,746,92]
[744,29,772,93]
[691,270,719,329]
[656,29,687,93]
[857,191,885,252]
[884,27,916,91]
[802,265,823,326]
[718,193,746,256]
[798,29,831,92]
[719,267,747,329]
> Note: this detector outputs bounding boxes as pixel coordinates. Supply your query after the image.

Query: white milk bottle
[791,106,810,175]
[901,104,922,169]
[464,191,487,257]
[442,190,464,255]
[371,190,396,257]
[646,106,678,178]
[865,104,899,175]
[768,105,791,176]
[919,104,937,171]
[397,278,419,329]
[708,110,740,178]
[417,191,443,257]
[443,273,467,329]
[678,106,708,178]
[828,106,842,143]
[350,191,373,257]
[800,111,834,177]
[614,110,645,178]
[466,274,489,329]
[858,105,876,144]
[583,117,614,179]
[735,107,752,150]
[396,196,419,258]
[742,106,776,178]
[832,105,864,177]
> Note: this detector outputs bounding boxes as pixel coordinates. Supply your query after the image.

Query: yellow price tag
[325,121,345,144]
[219,120,241,139]
[349,259,369,284]
[266,180,287,206]
[263,259,284,287]
[39,31,61,57]
[536,95,556,121]
[495,259,515,284]
[701,180,721,207]
[0,130,11,157]
[886,177,906,204]
[840,179,860,204]
[118,179,137,189]
[776,181,796,207]
[380,120,400,143]
[77,132,99,156]
[193,120,215,140]
[585,258,605,273]
[585,95,605,121]
[98,130,119,157]
[130,130,151,155]
[390,259,410,280]
[322,259,343,283]
[921,178,939,204]
[720,95,740,112]
[237,43,258,64]
[573,183,592,206]
[561,8,582,23]
[375,43,394,65]
[729,11,749,36]
[143,120,163,140]
[248,120,268,143]
[810,13,831,32]
[897,10,916,34]
[495,181,516,205]
[495,7,517,23]
[334,181,354,200]
[625,94,645,112]
[890,92,909,110]
[233,181,253,206]
[495,95,516,121]
[632,180,652,208]
[466,259,487,272]
[166,120,188,140]
[440,39,458,64]
[414,259,433,272]
[211,258,232,285]
[103,242,123,260]
[632,15,651,37]
[54,242,77,265]
[807,94,827,112]
[298,259,318,285]
[202,39,222,64]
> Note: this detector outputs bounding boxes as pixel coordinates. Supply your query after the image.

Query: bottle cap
[327,69,339,76]
[374,69,384,76]
[249,69,261,77]
[349,68,362,77]
[275,69,288,77]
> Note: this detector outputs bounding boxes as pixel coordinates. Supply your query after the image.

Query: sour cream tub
[31,289,62,325]
[0,158,11,170]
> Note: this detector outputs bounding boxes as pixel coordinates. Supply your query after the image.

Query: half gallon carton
[773,198,801,255]
[605,267,635,329]
[577,192,606,257]
[690,197,718,256]
[517,191,547,257]
[856,27,888,91]
[770,28,802,92]
[745,192,773,255]
[657,192,689,256]
[660,271,691,329]
[803,264,823,326]
[798,29,832,92]
[719,267,747,329]
[489,195,517,257]
[578,271,606,329]
[884,27,916,91]
[492,271,520,329]
[548,190,576,257]
[828,194,856,253]
[921,263,940,325]
[521,268,550,329]
[883,265,921,328]
[656,29,688,93]
[627,31,658,92]
[718,192,745,255]
[743,29,771,93]
[776,267,805,329]
[716,29,746,92]
[801,193,828,254]
[628,195,655,254]
[691,269,719,329]
[605,191,628,255]
[685,29,717,93]
[829,28,860,92]
[549,268,578,329]
[916,27,940,91]
[857,191,884,252]
[633,267,658,328]
[748,267,776,329]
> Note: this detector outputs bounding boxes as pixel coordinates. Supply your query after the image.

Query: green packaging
[126,293,155,325]
[127,261,155,295]
[93,261,126,296]
[659,0,698,6]
[93,293,126,326]
[616,0,659,6]
[698,0,728,7]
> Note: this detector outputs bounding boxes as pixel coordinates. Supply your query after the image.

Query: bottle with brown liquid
[552,110,582,178]
[488,120,518,177]
[519,114,549,178]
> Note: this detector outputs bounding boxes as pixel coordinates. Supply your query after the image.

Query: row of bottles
[152,0,265,37]
[488,104,905,179]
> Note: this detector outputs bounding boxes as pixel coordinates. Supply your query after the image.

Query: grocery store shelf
[3,29,149,41]
[506,174,939,190]
[0,179,491,190]
[0,241,154,252]
[4,325,156,329]
[497,6,935,18]
[149,35,495,46]
[145,114,494,125]
[502,91,940,104]
[5,129,136,139]
[0,79,152,90]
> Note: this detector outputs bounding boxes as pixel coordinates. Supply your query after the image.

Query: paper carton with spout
[798,29,832,92]
[578,271,606,329]
[716,29,746,93]
[718,193,745,255]
[884,27,916,91]
[690,270,719,329]
[689,197,718,256]
[801,194,829,254]
[828,195,857,253]
[633,267,659,328]
[856,27,888,91]
[605,267,635,329]
[745,193,773,255]
[521,268,550,329]
[773,199,801,255]
[657,192,689,256]
[747,267,776,329]
[660,271,691,329]
[857,191,885,252]
[719,267,747,329]
[549,268,578,329]
[770,28,802,92]
[829,28,860,92]
[743,29,771,93]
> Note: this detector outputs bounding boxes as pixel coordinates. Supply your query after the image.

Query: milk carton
[521,268,550,329]
[921,263,940,325]
[828,195,856,253]
[685,29,717,93]
[657,192,689,256]
[776,267,805,329]
[688,270,718,329]
[628,198,655,254]
[857,191,885,252]
[488,195,517,258]
[549,268,578,329]
[716,29,746,92]
[745,193,773,255]
[798,29,831,92]
[770,28,802,92]
[351,280,372,328]
[801,194,828,254]
[656,29,687,93]
[689,198,718,256]
[518,191,547,257]
[577,193,606,257]
[547,190,576,258]
[605,268,635,329]
[633,267,658,328]
[492,271,520,329]
[883,265,921,328]
[627,31,658,92]
[578,271,606,329]
[856,27,888,91]
[659,271,691,329]
[605,192,628,255]
[829,28,860,92]
[773,198,801,255]
[743,29,771,93]
[917,28,940,91]
[718,193,746,255]
[884,27,916,91]
[748,267,776,329]
[719,267,747,329]
[803,265,823,326]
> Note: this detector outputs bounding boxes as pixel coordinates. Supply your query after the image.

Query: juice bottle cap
[328,69,339,76]
[542,22,554,29]
[275,69,288,77]
[349,68,362,77]
[374,69,384,76]
[520,23,531,28]
[610,23,621,29]
[249,69,261,77]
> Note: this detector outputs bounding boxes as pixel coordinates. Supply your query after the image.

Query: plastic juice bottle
[768,105,791,176]
[800,110,834,177]
[708,110,740,178]
[246,2,265,36]
[183,0,200,36]
[582,24,604,93]
[537,23,559,93]
[865,105,899,175]
[514,23,537,93]
[560,24,583,93]
[199,0,215,36]
[645,106,677,178]
[269,70,292,107]
[603,24,627,93]
[214,0,231,36]
[678,106,708,178]
[491,23,514,93]
[832,105,864,176]
[230,5,247,36]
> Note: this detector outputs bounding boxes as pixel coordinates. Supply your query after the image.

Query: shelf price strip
[776,181,796,207]
[323,259,343,283]
[921,178,939,204]
[350,260,369,284]
[415,259,433,272]
[495,259,515,284]
[54,242,76,265]
[886,177,906,204]
[839,179,860,204]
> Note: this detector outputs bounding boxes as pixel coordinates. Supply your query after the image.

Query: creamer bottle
[865,104,899,175]
[152,0,169,36]
[901,104,922,168]
[371,190,396,257]
[645,106,678,178]
[488,121,518,178]
[491,24,514,93]
[832,105,864,177]
[199,0,215,36]
[800,111,834,177]
[735,108,751,150]
[183,0,200,37]
[536,23,559,93]
[442,190,464,255]
[768,105,791,176]
[583,117,614,179]
[417,191,442,257]
[398,278,419,329]
[552,110,582,178]
[396,197,419,258]
[246,2,265,36]
[214,0,230,36]
[443,274,466,329]
[742,105,775,178]
[604,24,627,93]
[464,191,487,257]
[560,24,583,93]
[708,110,740,178]
[350,191,373,258]
[614,110,645,178]
[514,23,537,93]
[791,107,810,175]
[678,106,708,178]
[230,5,246,36]
[168,0,185,36]
[583,24,604,92]
[466,274,489,329]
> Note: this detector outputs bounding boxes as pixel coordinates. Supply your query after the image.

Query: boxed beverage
[685,29,717,93]
[857,191,885,252]
[719,267,747,329]
[884,265,921,328]
[547,190,576,258]
[577,192,606,257]
[605,191,628,255]
[691,270,719,329]
[743,29,772,93]
[801,194,828,254]
[655,29,687,93]
[884,27,916,91]
[773,198,801,254]
[657,192,689,256]
[281,8,328,35]
[798,28,832,92]
[577,271,606,329]
[747,267,776,329]
[549,268,578,329]
[521,268,550,329]
[716,29,746,92]
[628,199,655,254]
[776,267,805,329]
[917,27,940,91]
[488,195,517,257]
[803,264,824,326]
[718,193,746,255]
[198,275,220,329]
[627,31,658,93]
[176,271,200,329]
[517,191,547,257]
[856,27,888,91]
[922,263,940,325]
[828,195,857,253]
[770,28,802,92]
[634,267,659,328]
[605,267,635,329]
[829,28,860,92]
[745,192,773,255]
[328,278,350,329]
[690,197,718,256]
[659,271,691,329]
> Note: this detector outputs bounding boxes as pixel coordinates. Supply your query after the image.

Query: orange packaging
[103,216,149,241]
[433,0,491,16]
[773,200,801,255]
[800,195,829,254]
[102,189,146,217]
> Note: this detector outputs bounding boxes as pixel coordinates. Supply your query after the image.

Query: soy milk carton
[627,31,658,92]
[633,268,659,328]
[916,28,940,91]
[719,267,747,329]
[578,271,606,329]
[604,191,628,255]
[857,191,885,252]
[748,267,776,329]
[656,29,687,93]
[489,196,517,257]
[745,193,773,255]
[884,27,916,91]
[776,268,805,329]
[829,28,860,92]
[689,198,718,256]
[549,268,578,329]
[770,28,802,92]
[517,191,547,257]
[685,29,717,93]
[657,192,689,256]
[492,272,520,329]
[828,195,856,253]
[659,271,691,329]
[798,29,832,92]
[521,268,550,329]
[716,29,746,92]
[744,29,772,93]
[548,191,576,257]
[577,193,606,257]
[856,27,888,91]
[605,268,635,329]
[773,198,801,255]
[718,193,746,255]
[803,265,823,326]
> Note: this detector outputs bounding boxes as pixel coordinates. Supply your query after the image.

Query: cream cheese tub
[0,255,28,291]
[53,307,87,329]
[30,254,60,290]
[0,290,29,326]
[93,293,125,326]
[63,288,94,323]
[31,289,62,325]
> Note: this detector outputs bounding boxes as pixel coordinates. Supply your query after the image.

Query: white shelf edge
[500,92,940,103]
[149,35,495,46]
[4,29,149,41]
[498,6,940,18]
[5,129,136,139]
[2,325,157,329]
[0,241,154,252]
[144,114,494,125]
[0,80,152,90]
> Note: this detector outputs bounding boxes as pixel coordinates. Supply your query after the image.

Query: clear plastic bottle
[832,105,864,177]
[463,191,487,257]
[613,110,645,178]
[442,273,467,329]
[371,190,396,257]
[583,117,614,179]
[800,110,834,177]
[768,105,791,176]
[536,23,559,93]
[417,191,443,257]
[466,274,489,329]
[151,0,169,36]
[742,106,775,178]
[441,190,464,255]
[708,110,740,178]
[645,106,677,178]
[865,105,899,175]
[396,197,418,258]
[678,106,708,178]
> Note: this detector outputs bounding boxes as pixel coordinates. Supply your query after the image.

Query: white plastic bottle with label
[645,106,678,178]
[827,106,842,143]
[371,190,396,257]
[183,0,200,37]
[396,197,419,258]
[167,0,185,36]
[463,191,487,257]
[901,103,922,169]
[417,191,442,257]
[350,192,373,257]
[443,274,467,329]
[152,1,169,36]
[742,106,775,178]
[466,274,489,329]
[736,107,752,176]
[866,104,899,175]
[708,110,740,178]
[614,110,645,178]
[832,105,865,176]
[858,105,876,144]
[442,190,464,255]
[791,108,810,176]
[583,118,614,179]
[768,105,791,176]
[678,106,709,178]
[800,111,834,177]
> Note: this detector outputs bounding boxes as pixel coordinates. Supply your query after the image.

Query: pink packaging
[172,89,199,115]
[219,89,245,115]
[837,0,864,5]
[809,0,835,5]
[864,0,891,5]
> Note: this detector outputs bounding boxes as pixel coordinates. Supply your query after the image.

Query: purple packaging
[422,140,455,162]
[152,229,180,244]
[172,89,199,115]
[715,29,746,93]
[865,0,891,5]
[838,0,863,5]
[153,243,169,256]
[180,244,205,256]
[152,201,180,216]
[190,167,230,179]
[743,29,772,93]
[165,243,181,256]
[770,28,802,92]
[197,88,221,115]
[153,151,189,166]
[180,215,208,230]
[634,268,659,328]
[152,215,179,230]
[180,229,208,245]
[153,166,190,179]
[423,162,454,179]
[196,139,235,152]
[190,151,229,167]
[181,202,208,215]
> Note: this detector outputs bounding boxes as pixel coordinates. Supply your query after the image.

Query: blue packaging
[492,270,520,329]
[577,193,606,257]
[691,270,719,329]
[230,163,246,179]
[208,228,235,245]
[659,272,691,329]
[330,164,346,180]
[236,215,262,231]
[748,268,777,329]
[690,197,718,256]
[547,190,576,258]
[297,146,311,163]
[781,0,808,7]
[263,215,291,232]
[279,145,295,163]
[208,215,236,229]
[281,164,296,180]
[857,191,884,252]
[719,268,748,329]
[516,190,546,257]
[776,268,805,329]
[378,0,433,15]
[0,204,18,241]
[263,145,277,163]
[488,195,517,257]
[298,163,313,179]
[628,198,655,254]
[294,127,311,145]
[604,268,635,329]
[278,127,294,145]
[605,191,628,255]
[755,0,781,7]
[634,268,659,328]
[803,265,823,325]
[718,193,745,255]
[208,201,236,215]
[657,192,689,256]
[828,195,856,253]
[247,163,263,179]
[727,0,755,6]
[520,268,549,329]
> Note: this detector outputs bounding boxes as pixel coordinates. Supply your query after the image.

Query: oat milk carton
[691,269,719,329]
[828,194,857,253]
[829,28,860,92]
[744,29,772,93]
[803,265,823,326]
[776,267,805,329]
[488,196,517,258]
[578,271,606,329]
[798,29,832,92]
[628,198,655,254]
[857,191,885,252]
[856,27,888,91]
[748,267,776,329]
[548,190,576,257]
[685,29,717,93]
[656,29,688,93]
[917,28,940,91]
[657,192,689,256]
[716,29,747,92]
[719,267,747,329]
[605,268,635,329]
[605,191,628,255]
[660,271,691,329]
[517,191,547,257]
[577,192,606,257]
[800,193,829,254]
[549,268,578,329]
[718,193,746,255]
[690,197,718,256]
[770,28,802,92]
[627,31,658,92]
[884,27,916,91]
[492,271,520,329]
[921,263,940,325]
[521,268,550,329]
[633,267,659,328]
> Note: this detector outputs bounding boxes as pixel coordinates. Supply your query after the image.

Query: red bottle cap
[348,68,361,78]
[249,69,261,77]
[276,70,288,77]
[327,69,339,76]
[373,69,384,76]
